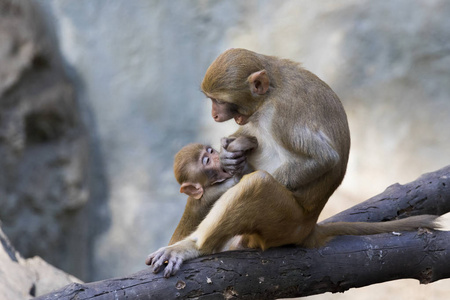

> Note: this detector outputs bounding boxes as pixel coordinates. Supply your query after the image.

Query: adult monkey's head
[201,48,270,125]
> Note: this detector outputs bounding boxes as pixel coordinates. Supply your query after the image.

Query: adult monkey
[146,48,438,277]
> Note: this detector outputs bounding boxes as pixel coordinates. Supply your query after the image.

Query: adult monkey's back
[146,49,438,277]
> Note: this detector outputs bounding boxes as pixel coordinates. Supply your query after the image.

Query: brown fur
[169,137,257,245]
[173,143,206,185]
[203,49,350,224]
[168,196,216,246]
[304,215,439,248]
[147,49,439,277]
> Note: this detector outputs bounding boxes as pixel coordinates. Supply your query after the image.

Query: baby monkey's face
[199,145,232,186]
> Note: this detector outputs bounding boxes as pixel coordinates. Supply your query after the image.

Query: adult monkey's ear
[180,182,204,199]
[248,70,269,95]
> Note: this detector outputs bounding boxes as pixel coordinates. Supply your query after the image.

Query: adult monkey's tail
[304,214,442,248]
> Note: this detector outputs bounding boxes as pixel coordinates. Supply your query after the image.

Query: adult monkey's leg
[146,170,306,277]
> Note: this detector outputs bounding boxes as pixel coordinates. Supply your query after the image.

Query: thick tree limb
[36,166,450,300]
[323,165,450,224]
[36,231,450,300]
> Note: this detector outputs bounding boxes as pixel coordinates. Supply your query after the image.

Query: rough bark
[322,165,450,224]
[36,166,450,300]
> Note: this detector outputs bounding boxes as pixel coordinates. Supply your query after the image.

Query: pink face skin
[210,98,250,125]
[200,145,232,185]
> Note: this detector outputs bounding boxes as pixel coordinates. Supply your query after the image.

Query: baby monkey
[169,135,258,245]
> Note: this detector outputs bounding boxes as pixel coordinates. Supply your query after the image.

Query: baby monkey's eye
[207,147,213,154]
[202,156,210,165]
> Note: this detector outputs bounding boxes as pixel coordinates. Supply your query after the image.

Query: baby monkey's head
[174,143,232,199]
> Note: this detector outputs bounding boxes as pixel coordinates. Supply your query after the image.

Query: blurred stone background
[0,0,449,298]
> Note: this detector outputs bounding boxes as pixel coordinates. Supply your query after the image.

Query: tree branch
[36,165,450,300]
[323,165,450,224]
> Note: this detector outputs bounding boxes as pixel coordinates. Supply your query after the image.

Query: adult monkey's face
[201,48,270,126]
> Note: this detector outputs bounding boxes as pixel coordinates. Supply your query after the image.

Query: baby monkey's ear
[180,182,204,199]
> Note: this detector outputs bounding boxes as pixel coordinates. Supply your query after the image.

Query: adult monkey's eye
[202,156,210,165]
[212,98,225,105]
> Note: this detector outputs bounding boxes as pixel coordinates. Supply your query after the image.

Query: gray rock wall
[0,0,93,279]
[1,1,449,297]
